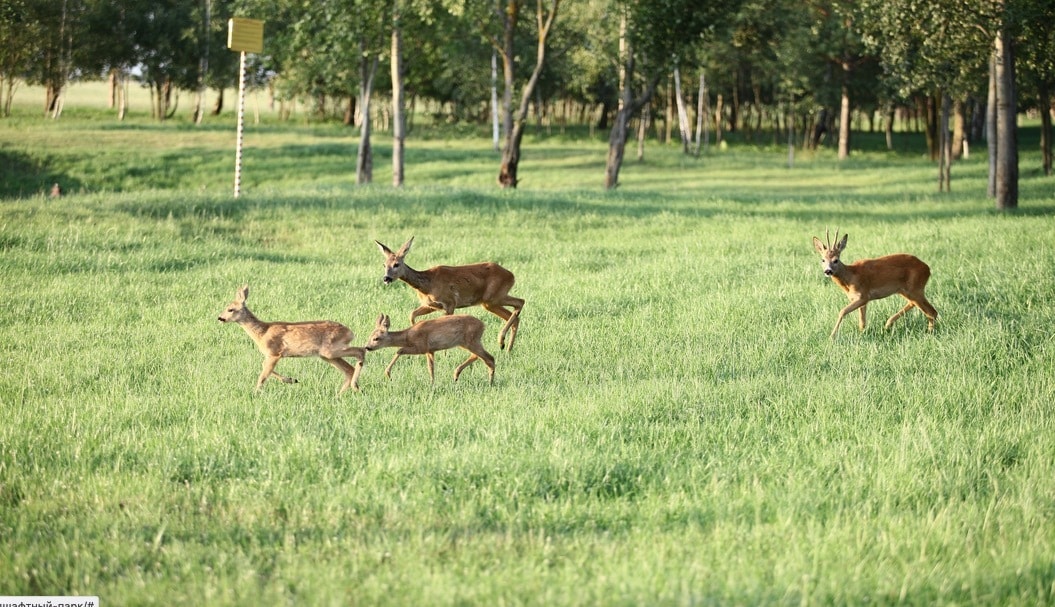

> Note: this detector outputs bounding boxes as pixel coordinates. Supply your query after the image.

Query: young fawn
[217,285,365,393]
[812,231,938,337]
[364,313,496,385]
[375,237,524,352]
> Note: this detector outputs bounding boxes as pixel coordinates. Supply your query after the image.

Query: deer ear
[237,285,249,302]
[376,240,393,255]
[382,314,391,328]
[836,233,848,251]
[812,237,826,253]
[397,236,414,257]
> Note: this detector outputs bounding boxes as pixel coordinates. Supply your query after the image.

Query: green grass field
[2,84,1055,605]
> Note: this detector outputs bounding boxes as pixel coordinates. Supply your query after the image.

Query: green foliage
[1,110,1054,604]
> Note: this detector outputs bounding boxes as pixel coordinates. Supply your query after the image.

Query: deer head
[365,314,392,350]
[218,285,251,323]
[812,229,849,277]
[376,237,414,284]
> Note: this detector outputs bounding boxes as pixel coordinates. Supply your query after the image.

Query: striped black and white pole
[233,50,247,198]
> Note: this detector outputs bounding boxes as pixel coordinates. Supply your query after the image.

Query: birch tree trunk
[673,65,690,154]
[491,51,500,152]
[987,54,997,198]
[938,92,951,192]
[994,28,1018,209]
[391,3,405,187]
[837,82,851,160]
[693,72,705,156]
[357,47,379,185]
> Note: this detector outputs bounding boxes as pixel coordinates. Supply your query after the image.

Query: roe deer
[812,230,938,338]
[375,237,524,352]
[218,285,365,393]
[364,313,495,385]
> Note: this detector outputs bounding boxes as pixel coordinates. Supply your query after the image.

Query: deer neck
[379,327,412,349]
[399,264,433,293]
[829,264,859,291]
[236,309,270,341]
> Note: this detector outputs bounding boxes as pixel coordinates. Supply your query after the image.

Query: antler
[825,228,831,250]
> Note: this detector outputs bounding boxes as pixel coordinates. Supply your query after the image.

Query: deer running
[375,237,524,351]
[218,285,365,393]
[365,313,496,385]
[812,230,938,337]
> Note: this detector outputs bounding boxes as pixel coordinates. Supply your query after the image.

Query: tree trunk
[664,73,673,144]
[951,98,966,160]
[357,49,379,185]
[491,51,500,152]
[636,101,649,161]
[194,0,210,125]
[1040,83,1052,176]
[693,72,706,156]
[994,28,1018,209]
[212,88,224,116]
[924,94,939,161]
[837,84,851,160]
[938,92,951,192]
[714,94,724,145]
[885,105,895,151]
[987,54,997,198]
[673,66,690,154]
[606,103,631,189]
[496,0,560,188]
[391,3,406,187]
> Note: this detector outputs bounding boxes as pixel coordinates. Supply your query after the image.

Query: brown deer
[812,230,938,338]
[218,285,365,393]
[375,237,524,351]
[364,313,495,385]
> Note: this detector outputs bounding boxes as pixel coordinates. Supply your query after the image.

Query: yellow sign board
[228,18,264,53]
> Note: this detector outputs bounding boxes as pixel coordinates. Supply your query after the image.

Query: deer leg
[914,296,938,331]
[426,352,436,384]
[884,300,916,329]
[857,304,868,331]
[485,300,524,351]
[410,304,441,325]
[832,299,867,338]
[483,303,515,350]
[384,352,403,379]
[324,357,361,394]
[258,356,295,390]
[453,354,478,381]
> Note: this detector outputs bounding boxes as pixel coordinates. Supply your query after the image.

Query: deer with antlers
[375,237,524,351]
[812,230,938,338]
[365,313,495,385]
[218,285,365,393]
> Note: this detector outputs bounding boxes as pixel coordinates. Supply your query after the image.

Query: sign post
[227,18,264,198]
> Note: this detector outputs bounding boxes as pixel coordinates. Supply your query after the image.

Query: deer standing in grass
[218,285,365,393]
[365,313,496,385]
[375,237,524,351]
[812,231,938,337]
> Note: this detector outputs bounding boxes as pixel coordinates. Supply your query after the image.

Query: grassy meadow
[2,83,1055,605]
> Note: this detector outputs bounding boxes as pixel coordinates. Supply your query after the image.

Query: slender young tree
[603,0,741,190]
[490,0,561,189]
[391,0,406,187]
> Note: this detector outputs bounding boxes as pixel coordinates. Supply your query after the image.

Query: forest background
[2,1,1055,605]
[2,0,1054,203]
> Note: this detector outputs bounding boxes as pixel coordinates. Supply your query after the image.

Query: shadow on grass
[0,150,84,199]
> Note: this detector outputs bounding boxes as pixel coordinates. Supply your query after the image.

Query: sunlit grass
[1,89,1054,605]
